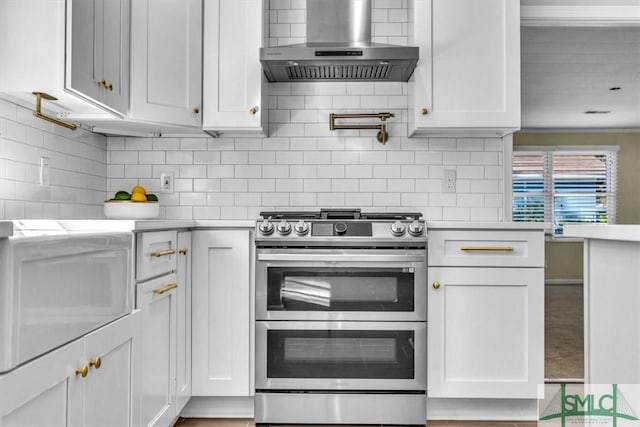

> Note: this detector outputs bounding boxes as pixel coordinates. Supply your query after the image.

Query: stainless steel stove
[254,209,427,426]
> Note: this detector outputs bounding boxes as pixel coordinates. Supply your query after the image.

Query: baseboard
[426,398,539,421]
[180,396,255,418]
[545,279,583,286]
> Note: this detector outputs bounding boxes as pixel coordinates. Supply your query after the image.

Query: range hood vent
[260,0,419,82]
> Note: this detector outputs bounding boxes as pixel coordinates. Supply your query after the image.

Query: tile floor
[173,419,537,427]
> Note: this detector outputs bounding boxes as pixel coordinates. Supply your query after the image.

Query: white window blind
[512,147,618,235]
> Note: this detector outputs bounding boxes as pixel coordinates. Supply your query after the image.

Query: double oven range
[254,209,427,426]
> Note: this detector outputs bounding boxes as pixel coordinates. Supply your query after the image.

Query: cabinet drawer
[136,231,178,281]
[428,229,544,267]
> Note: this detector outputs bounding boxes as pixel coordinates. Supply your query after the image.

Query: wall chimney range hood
[260,0,419,82]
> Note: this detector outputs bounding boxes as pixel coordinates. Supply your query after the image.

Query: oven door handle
[257,253,425,263]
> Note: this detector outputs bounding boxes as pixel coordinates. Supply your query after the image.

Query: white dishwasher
[0,222,132,373]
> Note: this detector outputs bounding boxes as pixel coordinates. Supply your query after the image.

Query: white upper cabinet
[0,0,129,117]
[129,0,202,128]
[409,0,520,137]
[202,0,268,137]
[68,0,131,115]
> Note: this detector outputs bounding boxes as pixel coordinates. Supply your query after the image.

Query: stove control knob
[259,218,274,235]
[334,222,348,235]
[408,220,424,237]
[390,220,406,236]
[276,219,292,235]
[293,220,309,236]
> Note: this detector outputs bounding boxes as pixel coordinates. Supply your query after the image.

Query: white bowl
[104,200,159,219]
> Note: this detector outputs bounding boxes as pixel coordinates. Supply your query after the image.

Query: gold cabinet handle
[192,107,200,114]
[249,106,259,115]
[150,248,176,258]
[420,108,429,115]
[89,357,102,369]
[106,83,113,91]
[97,80,106,88]
[460,246,515,252]
[179,247,188,255]
[433,281,440,290]
[75,365,89,378]
[153,283,178,295]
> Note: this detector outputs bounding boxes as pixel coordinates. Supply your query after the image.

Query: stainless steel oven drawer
[256,320,426,391]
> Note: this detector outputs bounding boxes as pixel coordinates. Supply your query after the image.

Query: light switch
[39,157,50,187]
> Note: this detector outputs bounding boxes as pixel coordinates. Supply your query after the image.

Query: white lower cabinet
[192,229,253,396]
[0,312,141,427]
[427,226,545,401]
[176,231,192,413]
[137,273,178,427]
[428,267,543,398]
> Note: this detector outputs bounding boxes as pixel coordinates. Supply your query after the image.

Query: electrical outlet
[39,157,50,187]
[444,169,456,193]
[160,171,174,193]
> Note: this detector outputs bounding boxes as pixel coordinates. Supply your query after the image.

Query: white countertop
[1,219,554,238]
[0,219,257,238]
[563,224,640,242]
[426,221,549,231]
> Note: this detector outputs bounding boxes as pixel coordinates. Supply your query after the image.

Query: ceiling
[521,26,640,130]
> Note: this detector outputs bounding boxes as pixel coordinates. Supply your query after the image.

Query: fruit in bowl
[104,186,159,219]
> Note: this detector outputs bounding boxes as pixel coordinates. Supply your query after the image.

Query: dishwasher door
[0,232,132,373]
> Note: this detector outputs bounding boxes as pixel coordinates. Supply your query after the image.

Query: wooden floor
[174,419,537,427]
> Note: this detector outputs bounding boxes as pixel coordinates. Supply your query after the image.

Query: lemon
[131,192,147,202]
[131,185,146,195]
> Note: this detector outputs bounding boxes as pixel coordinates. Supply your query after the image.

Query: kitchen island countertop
[563,224,640,242]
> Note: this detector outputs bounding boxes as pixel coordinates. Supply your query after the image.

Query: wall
[0,98,108,219]
[514,132,640,282]
[106,0,508,221]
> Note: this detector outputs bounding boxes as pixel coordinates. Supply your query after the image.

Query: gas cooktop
[255,208,426,245]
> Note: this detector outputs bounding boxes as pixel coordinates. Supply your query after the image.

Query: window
[512,147,618,235]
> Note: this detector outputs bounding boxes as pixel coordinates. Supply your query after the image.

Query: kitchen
[1,0,639,426]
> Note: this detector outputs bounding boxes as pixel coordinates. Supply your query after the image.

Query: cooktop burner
[259,208,422,221]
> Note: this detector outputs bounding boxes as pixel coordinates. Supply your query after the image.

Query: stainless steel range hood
[260,0,419,82]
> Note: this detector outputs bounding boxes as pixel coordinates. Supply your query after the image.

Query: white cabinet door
[137,275,178,427]
[0,340,83,427]
[202,0,267,136]
[0,313,140,427]
[410,0,520,137]
[130,0,202,127]
[68,0,130,115]
[83,312,141,427]
[428,267,543,398]
[192,229,253,396]
[175,232,192,413]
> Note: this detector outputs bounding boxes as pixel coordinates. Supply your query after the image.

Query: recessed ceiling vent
[259,0,419,82]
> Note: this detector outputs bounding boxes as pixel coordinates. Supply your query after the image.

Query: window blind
[512,148,618,235]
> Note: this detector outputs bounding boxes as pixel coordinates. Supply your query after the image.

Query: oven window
[267,330,414,379]
[267,268,414,311]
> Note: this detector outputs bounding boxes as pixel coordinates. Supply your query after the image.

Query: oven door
[255,249,426,321]
[255,320,426,391]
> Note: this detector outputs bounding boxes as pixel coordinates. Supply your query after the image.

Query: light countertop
[426,221,550,231]
[563,224,640,242]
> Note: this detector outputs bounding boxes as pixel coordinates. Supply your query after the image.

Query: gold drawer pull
[89,357,102,369]
[75,365,89,378]
[150,248,176,258]
[179,247,188,255]
[153,283,178,295]
[460,246,515,252]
